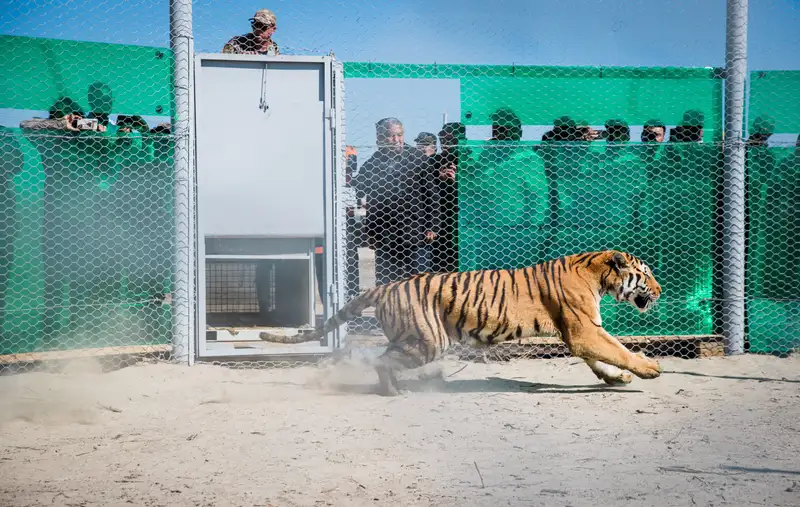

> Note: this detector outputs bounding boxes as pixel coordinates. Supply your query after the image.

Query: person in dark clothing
[353,117,439,285]
[541,115,579,143]
[430,121,469,273]
[746,115,775,147]
[343,145,362,298]
[0,127,25,347]
[669,109,705,143]
[602,118,631,144]
[414,132,438,158]
[642,118,666,144]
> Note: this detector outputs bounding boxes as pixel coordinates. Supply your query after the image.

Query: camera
[71,117,98,130]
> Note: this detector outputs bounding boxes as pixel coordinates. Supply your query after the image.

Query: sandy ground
[1,353,799,507]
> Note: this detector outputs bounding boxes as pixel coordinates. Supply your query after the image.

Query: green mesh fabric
[343,63,723,141]
[0,35,173,116]
[457,140,721,337]
[748,71,800,134]
[745,145,799,353]
[0,128,175,354]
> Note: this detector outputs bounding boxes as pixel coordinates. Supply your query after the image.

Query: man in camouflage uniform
[222,9,280,55]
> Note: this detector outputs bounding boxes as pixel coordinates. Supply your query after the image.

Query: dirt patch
[1,354,798,506]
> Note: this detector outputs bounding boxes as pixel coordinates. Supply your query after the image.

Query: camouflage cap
[250,9,277,26]
[490,107,521,127]
[751,114,775,136]
[680,109,705,127]
[414,132,437,145]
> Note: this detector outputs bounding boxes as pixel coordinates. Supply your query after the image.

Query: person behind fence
[19,92,124,346]
[746,132,800,338]
[0,126,25,345]
[601,118,648,253]
[463,107,548,269]
[642,119,666,144]
[19,96,102,133]
[669,109,704,143]
[535,116,581,258]
[744,113,779,308]
[85,82,115,130]
[573,119,601,142]
[343,145,362,298]
[430,121,470,273]
[540,115,579,143]
[637,118,667,181]
[222,9,280,55]
[602,118,631,145]
[414,132,438,157]
[656,108,719,331]
[475,107,524,170]
[746,114,775,147]
[352,117,439,285]
[20,82,117,135]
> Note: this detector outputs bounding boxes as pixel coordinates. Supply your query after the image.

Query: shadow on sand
[325,375,645,396]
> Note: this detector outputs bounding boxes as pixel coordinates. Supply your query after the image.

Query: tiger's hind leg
[584,359,633,386]
[375,329,447,396]
[375,344,425,397]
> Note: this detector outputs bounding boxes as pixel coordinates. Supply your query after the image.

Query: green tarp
[0,127,175,354]
[343,62,723,142]
[0,35,172,116]
[745,145,800,353]
[748,71,800,134]
[457,140,720,336]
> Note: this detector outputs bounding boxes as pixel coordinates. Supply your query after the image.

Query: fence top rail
[342,62,725,80]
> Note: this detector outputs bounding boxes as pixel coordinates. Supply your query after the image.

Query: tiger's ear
[610,251,629,271]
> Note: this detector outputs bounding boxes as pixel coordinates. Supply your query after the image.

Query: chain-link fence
[1,0,798,372]
[0,0,194,372]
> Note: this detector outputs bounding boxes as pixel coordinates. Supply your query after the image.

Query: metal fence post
[170,0,195,364]
[721,0,748,355]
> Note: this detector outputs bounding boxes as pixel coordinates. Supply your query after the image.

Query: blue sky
[2,0,799,152]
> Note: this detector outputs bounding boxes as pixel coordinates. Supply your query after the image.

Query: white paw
[601,370,633,385]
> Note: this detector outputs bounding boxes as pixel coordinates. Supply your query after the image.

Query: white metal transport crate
[193,53,347,361]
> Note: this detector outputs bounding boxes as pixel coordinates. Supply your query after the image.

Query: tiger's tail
[258,286,383,344]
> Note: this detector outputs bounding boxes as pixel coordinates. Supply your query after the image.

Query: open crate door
[193,53,341,361]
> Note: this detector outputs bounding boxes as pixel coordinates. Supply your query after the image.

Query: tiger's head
[603,251,662,312]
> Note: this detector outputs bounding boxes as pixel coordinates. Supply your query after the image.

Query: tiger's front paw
[632,352,662,379]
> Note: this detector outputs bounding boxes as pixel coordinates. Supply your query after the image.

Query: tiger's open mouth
[634,294,651,310]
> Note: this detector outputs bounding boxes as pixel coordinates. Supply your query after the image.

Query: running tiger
[260,250,663,396]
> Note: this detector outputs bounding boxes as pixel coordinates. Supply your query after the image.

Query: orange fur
[260,250,663,396]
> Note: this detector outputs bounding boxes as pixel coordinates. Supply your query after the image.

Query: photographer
[19,96,105,133]
[430,122,470,272]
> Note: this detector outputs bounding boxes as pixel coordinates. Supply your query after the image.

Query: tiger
[259,249,663,396]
